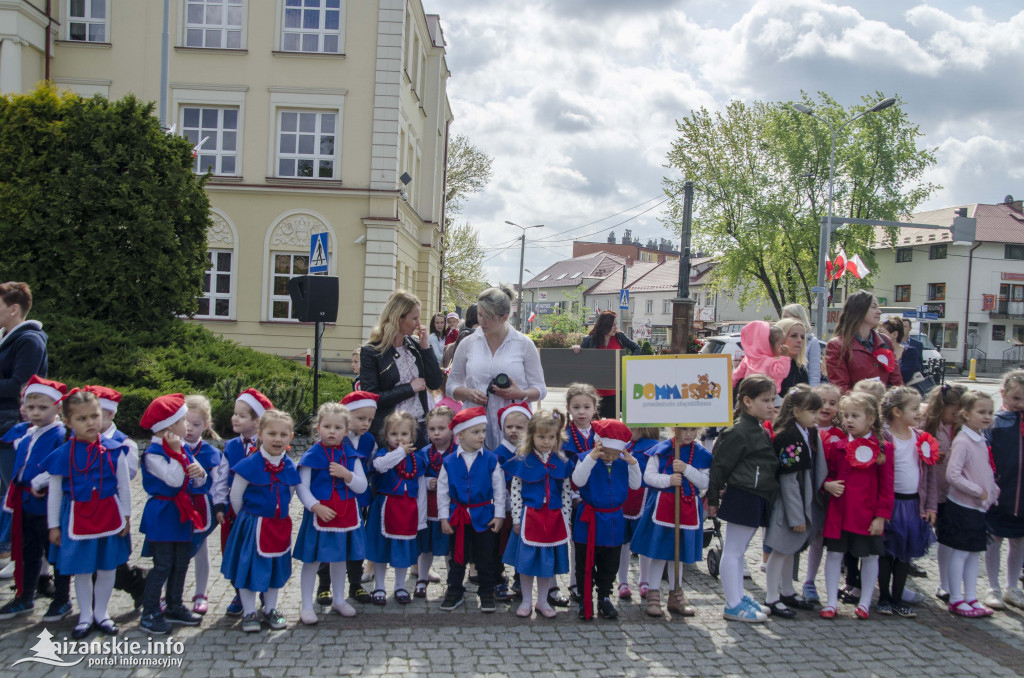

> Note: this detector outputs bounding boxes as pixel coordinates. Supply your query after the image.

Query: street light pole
[792,96,895,339]
[505,221,543,332]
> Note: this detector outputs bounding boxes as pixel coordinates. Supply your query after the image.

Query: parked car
[700,333,744,363]
[910,333,944,366]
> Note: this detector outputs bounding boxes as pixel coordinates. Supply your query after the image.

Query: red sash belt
[219,507,236,553]
[4,482,25,597]
[449,501,491,564]
[159,441,205,529]
[579,504,619,620]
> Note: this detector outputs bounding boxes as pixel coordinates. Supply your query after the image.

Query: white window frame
[275,109,338,179]
[268,90,345,180]
[197,248,235,319]
[645,299,653,314]
[663,300,671,314]
[181,105,240,176]
[67,0,110,43]
[182,0,246,50]
[270,251,311,321]
[171,86,247,176]
[279,0,345,54]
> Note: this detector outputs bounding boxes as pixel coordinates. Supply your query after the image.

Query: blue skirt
[220,510,292,592]
[884,496,936,561]
[364,495,419,568]
[55,496,130,574]
[502,520,570,577]
[0,509,12,544]
[629,499,704,564]
[417,521,449,557]
[987,506,1024,539]
[293,509,366,564]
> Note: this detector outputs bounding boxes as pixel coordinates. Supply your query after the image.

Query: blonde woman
[775,316,809,396]
[781,303,820,387]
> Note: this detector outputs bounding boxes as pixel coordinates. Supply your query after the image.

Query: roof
[584,261,659,295]
[586,258,716,295]
[522,252,626,289]
[873,202,1024,248]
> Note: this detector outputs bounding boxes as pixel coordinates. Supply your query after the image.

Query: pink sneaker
[618,583,632,599]
[192,594,208,615]
[638,582,649,599]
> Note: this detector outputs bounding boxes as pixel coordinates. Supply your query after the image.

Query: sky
[427,0,1024,285]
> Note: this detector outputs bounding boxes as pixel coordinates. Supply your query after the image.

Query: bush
[639,341,655,355]
[528,330,586,349]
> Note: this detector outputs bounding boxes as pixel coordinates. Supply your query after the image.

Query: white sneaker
[0,561,15,579]
[902,587,923,604]
[427,568,441,583]
[299,609,318,625]
[360,571,374,584]
[984,589,1006,610]
[1002,587,1024,609]
[332,601,356,617]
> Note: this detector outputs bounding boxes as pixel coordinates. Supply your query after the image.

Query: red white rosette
[846,437,880,469]
[873,348,896,373]
[916,432,939,466]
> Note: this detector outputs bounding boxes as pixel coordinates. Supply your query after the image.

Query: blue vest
[298,442,362,502]
[562,423,594,456]
[188,440,223,496]
[492,441,518,466]
[629,438,657,483]
[419,441,455,479]
[140,441,199,542]
[223,435,259,488]
[1,421,31,445]
[443,448,498,532]
[374,449,425,498]
[648,440,713,498]
[234,452,300,519]
[46,436,124,501]
[350,432,377,508]
[8,422,65,515]
[502,452,569,510]
[573,453,629,546]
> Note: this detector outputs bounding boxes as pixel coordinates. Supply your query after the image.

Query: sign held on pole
[621,354,733,427]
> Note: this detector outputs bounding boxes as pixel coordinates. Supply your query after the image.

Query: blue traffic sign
[619,289,629,310]
[309,232,329,274]
[902,311,939,320]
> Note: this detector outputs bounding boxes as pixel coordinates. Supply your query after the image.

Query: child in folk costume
[876,387,937,617]
[220,410,300,632]
[707,375,780,624]
[503,409,572,618]
[631,426,711,617]
[820,392,894,620]
[437,407,506,613]
[623,426,659,600]
[414,406,456,599]
[492,402,531,602]
[0,376,70,622]
[561,383,599,605]
[45,389,132,640]
[211,388,273,616]
[942,391,999,617]
[365,411,425,605]
[138,394,208,635]
[762,385,827,619]
[182,395,223,616]
[801,383,842,603]
[571,419,640,620]
[294,402,367,624]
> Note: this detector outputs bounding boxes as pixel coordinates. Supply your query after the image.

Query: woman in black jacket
[360,290,443,448]
[570,310,640,419]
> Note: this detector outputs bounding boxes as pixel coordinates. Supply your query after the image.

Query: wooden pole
[615,349,621,418]
[673,431,681,593]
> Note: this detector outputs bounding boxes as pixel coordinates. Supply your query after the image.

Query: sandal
[192,594,209,615]
[394,589,411,604]
[949,600,977,617]
[967,599,993,617]
[95,618,118,636]
[638,582,649,599]
[371,589,387,606]
[854,605,870,620]
[819,606,837,619]
[413,580,428,599]
[617,583,632,600]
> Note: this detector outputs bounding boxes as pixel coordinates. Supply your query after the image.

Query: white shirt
[297,463,368,510]
[571,453,642,490]
[436,445,507,521]
[892,431,920,494]
[445,325,548,449]
[143,436,207,489]
[105,423,139,479]
[644,454,710,492]
[211,434,259,507]
[16,421,60,483]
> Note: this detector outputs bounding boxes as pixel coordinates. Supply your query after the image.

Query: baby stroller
[702,497,724,577]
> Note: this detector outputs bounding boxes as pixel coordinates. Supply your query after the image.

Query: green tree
[0,86,210,328]
[444,134,493,217]
[663,92,938,315]
[441,134,492,309]
[546,284,588,334]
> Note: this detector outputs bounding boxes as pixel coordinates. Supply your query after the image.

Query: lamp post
[505,221,543,332]
[791,96,895,339]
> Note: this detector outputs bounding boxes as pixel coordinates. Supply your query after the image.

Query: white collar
[457,445,481,457]
[260,448,286,463]
[103,423,119,439]
[500,438,516,451]
[185,437,202,448]
[963,427,986,443]
[31,421,60,439]
[150,436,165,446]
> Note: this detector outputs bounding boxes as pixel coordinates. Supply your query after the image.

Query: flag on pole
[527,312,536,323]
[832,249,847,281]
[830,248,871,280]
[846,254,870,279]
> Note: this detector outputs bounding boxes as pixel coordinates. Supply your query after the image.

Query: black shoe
[893,604,918,618]
[42,600,73,622]
[766,600,796,619]
[907,562,927,578]
[165,604,202,626]
[479,590,496,613]
[316,587,333,607]
[779,594,815,611]
[36,575,55,599]
[351,587,372,604]
[597,597,618,620]
[547,588,569,608]
[72,622,93,640]
[577,602,587,620]
[95,618,118,636]
[568,585,582,603]
[440,591,464,611]
[838,586,860,604]
[140,613,171,635]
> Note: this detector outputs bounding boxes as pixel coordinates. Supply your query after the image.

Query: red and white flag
[832,249,847,281]
[846,254,870,279]
[528,312,536,323]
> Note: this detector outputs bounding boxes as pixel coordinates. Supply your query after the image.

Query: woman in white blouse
[446,286,548,450]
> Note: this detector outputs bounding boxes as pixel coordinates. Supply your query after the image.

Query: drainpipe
[437,117,451,311]
[962,240,982,368]
[44,1,51,81]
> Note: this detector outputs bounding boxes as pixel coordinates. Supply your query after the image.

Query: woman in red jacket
[824,291,904,394]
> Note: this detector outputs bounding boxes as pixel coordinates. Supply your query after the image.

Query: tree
[545,284,588,335]
[440,134,493,309]
[662,92,938,315]
[0,86,210,329]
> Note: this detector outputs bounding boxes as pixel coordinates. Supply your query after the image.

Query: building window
[185,0,244,49]
[896,247,913,263]
[663,300,671,314]
[197,249,233,318]
[927,283,945,301]
[68,0,108,42]
[270,253,309,319]
[276,110,336,179]
[1006,245,1024,260]
[929,244,947,260]
[895,285,911,303]
[993,325,1006,341]
[281,0,343,54]
[182,106,239,175]
[646,299,653,314]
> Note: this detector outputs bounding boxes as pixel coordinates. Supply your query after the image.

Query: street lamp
[791,96,895,339]
[505,220,543,332]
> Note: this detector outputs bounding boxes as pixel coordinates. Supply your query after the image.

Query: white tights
[240,587,280,616]
[417,553,434,581]
[824,551,877,610]
[637,554,651,587]
[374,562,408,594]
[948,548,980,605]
[938,543,953,593]
[647,559,681,592]
[192,537,210,597]
[985,536,1024,594]
[765,551,796,603]
[618,543,631,585]
[519,574,555,610]
[720,522,757,608]
[75,569,115,625]
[300,561,346,611]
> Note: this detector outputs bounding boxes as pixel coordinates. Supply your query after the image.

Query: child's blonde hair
[566,383,600,411]
[881,386,921,425]
[314,401,350,430]
[259,409,294,433]
[382,410,418,447]
[814,383,840,399]
[426,405,455,425]
[633,426,662,440]
[185,394,222,442]
[519,409,567,460]
[922,384,966,436]
[1002,369,1024,394]
[851,379,886,402]
[839,392,884,441]
[958,391,994,425]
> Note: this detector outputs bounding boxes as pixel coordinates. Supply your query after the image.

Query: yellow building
[0,0,452,370]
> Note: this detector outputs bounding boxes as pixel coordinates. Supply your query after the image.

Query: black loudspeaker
[287,275,339,322]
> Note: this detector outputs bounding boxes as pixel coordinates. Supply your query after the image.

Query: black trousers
[844,552,861,589]
[446,527,498,595]
[574,542,620,600]
[878,555,910,605]
[18,513,53,604]
[143,541,190,616]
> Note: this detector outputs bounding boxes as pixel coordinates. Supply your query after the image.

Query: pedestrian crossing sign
[309,232,329,274]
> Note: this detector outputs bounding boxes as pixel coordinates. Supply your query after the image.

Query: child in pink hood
[732,321,791,392]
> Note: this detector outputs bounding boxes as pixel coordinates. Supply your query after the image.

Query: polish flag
[528,312,536,323]
[832,250,847,281]
[846,254,870,279]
